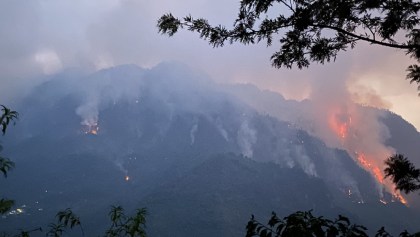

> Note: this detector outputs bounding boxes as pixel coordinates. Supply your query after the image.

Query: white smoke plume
[214,117,229,142]
[293,145,318,177]
[190,117,199,145]
[74,65,143,130]
[237,120,257,158]
[76,96,99,127]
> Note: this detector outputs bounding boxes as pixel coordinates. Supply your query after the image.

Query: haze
[1,2,420,235]
[0,0,419,130]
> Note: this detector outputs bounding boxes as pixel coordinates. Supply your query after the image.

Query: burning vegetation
[82,121,99,135]
[328,108,407,205]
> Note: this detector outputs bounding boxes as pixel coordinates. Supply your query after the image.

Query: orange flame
[356,152,384,184]
[329,112,351,141]
[393,192,407,204]
[328,109,407,205]
[83,123,99,135]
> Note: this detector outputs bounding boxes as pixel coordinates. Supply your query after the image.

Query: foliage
[246,210,419,237]
[157,0,420,92]
[46,208,85,237]
[3,206,147,237]
[0,228,42,237]
[1,105,19,135]
[0,199,14,215]
[105,206,148,237]
[0,104,18,215]
[0,104,18,179]
[384,154,420,194]
[0,155,15,178]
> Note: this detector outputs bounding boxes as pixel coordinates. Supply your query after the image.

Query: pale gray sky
[0,0,419,130]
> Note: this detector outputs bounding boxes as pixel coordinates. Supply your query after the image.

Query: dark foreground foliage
[246,210,420,237]
[1,206,147,237]
[385,154,420,195]
[0,105,18,214]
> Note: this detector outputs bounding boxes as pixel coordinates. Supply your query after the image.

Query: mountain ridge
[1,63,419,236]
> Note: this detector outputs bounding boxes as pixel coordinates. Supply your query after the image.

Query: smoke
[76,94,100,127]
[237,120,257,158]
[293,145,318,177]
[114,157,130,180]
[349,84,392,109]
[73,64,144,129]
[0,0,418,132]
[190,117,199,145]
[297,68,397,197]
[224,62,400,198]
[215,117,229,142]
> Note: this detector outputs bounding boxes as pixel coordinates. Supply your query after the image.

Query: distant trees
[158,0,420,91]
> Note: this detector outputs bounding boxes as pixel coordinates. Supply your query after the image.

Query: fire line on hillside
[329,108,407,205]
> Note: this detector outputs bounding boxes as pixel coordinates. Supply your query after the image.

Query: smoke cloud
[0,0,418,205]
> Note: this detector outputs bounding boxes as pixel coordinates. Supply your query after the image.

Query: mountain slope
[1,63,419,236]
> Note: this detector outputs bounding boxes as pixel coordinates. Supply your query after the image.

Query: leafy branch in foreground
[3,206,147,237]
[0,155,14,178]
[1,105,19,135]
[105,206,147,237]
[246,210,419,237]
[0,104,18,215]
[0,199,14,215]
[47,206,147,237]
[157,0,420,92]
[385,154,420,194]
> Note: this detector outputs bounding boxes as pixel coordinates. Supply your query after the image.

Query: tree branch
[312,24,417,50]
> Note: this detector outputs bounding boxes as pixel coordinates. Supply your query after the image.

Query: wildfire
[355,151,407,205]
[393,192,407,204]
[83,122,99,135]
[329,112,351,141]
[328,109,408,205]
[125,175,130,181]
[356,152,384,183]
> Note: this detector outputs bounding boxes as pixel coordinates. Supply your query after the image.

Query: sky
[0,0,419,130]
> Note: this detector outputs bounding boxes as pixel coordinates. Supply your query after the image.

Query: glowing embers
[82,121,99,135]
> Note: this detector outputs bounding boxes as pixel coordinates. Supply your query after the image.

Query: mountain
[224,83,420,209]
[1,62,419,236]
